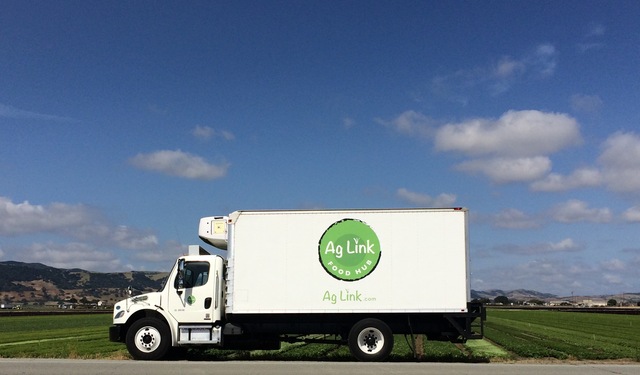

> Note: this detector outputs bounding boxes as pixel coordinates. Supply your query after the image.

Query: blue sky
[1,1,639,296]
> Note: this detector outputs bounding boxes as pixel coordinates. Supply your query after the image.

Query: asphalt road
[0,359,639,375]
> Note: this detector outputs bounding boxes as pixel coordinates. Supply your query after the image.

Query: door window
[175,261,210,289]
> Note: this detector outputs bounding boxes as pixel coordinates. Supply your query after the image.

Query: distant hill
[472,289,640,305]
[471,289,558,301]
[0,261,168,306]
[2,261,637,307]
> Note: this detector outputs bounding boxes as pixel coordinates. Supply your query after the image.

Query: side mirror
[177,259,186,290]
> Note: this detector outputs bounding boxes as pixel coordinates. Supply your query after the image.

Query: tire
[125,317,171,360]
[348,318,394,362]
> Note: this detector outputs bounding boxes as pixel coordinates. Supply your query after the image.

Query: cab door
[167,258,221,323]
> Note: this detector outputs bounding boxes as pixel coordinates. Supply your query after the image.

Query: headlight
[114,310,125,319]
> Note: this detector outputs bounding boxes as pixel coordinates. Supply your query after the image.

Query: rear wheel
[348,318,394,361]
[125,317,171,360]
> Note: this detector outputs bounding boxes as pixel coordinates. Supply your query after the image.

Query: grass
[464,338,510,359]
[0,309,638,361]
[182,336,490,362]
[485,309,640,361]
[0,313,128,359]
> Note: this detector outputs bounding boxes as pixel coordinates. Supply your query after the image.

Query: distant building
[582,299,606,307]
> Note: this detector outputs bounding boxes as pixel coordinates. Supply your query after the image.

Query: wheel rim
[356,327,384,354]
[134,325,162,353]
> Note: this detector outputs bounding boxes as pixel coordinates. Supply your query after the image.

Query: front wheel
[125,317,171,360]
[348,318,394,361]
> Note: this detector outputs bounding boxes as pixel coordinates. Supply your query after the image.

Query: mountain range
[470,289,557,301]
[0,261,637,306]
[0,261,167,306]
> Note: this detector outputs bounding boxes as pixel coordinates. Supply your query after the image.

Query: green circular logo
[318,219,381,281]
[187,295,196,305]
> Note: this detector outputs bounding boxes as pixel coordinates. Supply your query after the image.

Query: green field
[0,314,127,359]
[0,309,638,361]
[485,309,640,361]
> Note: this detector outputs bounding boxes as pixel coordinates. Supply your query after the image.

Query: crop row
[485,309,640,360]
[0,310,638,361]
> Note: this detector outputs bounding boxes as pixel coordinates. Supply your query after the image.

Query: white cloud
[550,199,613,223]
[602,274,623,285]
[570,94,603,114]
[0,196,159,250]
[456,156,551,183]
[435,110,581,157]
[0,197,93,236]
[496,238,581,255]
[493,56,526,79]
[473,259,588,295]
[601,258,625,272]
[12,242,124,272]
[376,110,434,139]
[532,131,640,194]
[432,43,558,99]
[530,168,602,192]
[531,44,557,77]
[492,208,541,229]
[134,240,184,264]
[598,132,640,193]
[343,117,356,129]
[622,206,640,222]
[147,104,168,115]
[130,149,229,180]
[192,125,215,139]
[65,221,158,251]
[434,110,581,184]
[191,125,235,141]
[0,102,77,122]
[112,226,159,250]
[474,255,638,295]
[577,23,606,52]
[577,42,605,53]
[549,238,580,252]
[587,23,606,37]
[396,188,456,207]
[0,195,171,271]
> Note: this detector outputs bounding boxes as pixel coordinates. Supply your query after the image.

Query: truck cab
[109,245,225,360]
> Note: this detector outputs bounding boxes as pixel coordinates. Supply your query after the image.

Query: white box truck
[109,208,484,361]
